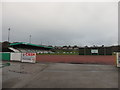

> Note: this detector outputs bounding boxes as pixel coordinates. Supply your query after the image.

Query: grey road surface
[2,61,118,88]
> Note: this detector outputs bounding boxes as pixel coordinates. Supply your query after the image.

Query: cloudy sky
[2,2,118,46]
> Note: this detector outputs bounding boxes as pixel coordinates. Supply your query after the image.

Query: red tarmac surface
[36,55,116,65]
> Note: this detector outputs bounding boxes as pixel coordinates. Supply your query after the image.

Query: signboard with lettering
[116,53,120,67]
[21,53,36,63]
[91,49,98,53]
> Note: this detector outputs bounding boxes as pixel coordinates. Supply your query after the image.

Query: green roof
[10,42,53,49]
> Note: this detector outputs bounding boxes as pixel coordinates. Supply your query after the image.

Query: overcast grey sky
[2,2,118,46]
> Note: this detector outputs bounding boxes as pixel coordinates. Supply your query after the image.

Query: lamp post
[8,28,10,42]
[29,35,31,43]
[41,41,42,45]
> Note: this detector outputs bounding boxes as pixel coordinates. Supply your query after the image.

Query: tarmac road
[2,61,118,88]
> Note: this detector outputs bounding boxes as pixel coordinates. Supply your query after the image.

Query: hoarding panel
[2,53,10,61]
[11,53,21,61]
[21,53,36,63]
[91,49,98,53]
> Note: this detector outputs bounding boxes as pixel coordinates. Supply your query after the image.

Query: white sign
[21,53,36,63]
[116,53,120,67]
[91,49,98,53]
[11,53,22,61]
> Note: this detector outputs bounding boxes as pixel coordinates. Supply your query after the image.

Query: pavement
[2,61,118,88]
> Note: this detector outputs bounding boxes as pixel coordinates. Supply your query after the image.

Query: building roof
[10,42,53,49]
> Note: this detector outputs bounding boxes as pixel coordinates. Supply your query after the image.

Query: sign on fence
[116,53,120,67]
[21,53,36,63]
[91,49,98,53]
[11,53,21,61]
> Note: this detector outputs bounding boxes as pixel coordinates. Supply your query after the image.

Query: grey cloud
[2,2,118,46]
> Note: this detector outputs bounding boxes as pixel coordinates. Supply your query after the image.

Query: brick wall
[36,55,116,65]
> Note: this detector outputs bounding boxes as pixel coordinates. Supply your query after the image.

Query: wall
[36,55,116,65]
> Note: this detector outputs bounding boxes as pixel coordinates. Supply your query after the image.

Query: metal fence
[79,46,120,55]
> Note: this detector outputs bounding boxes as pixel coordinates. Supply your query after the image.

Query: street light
[8,28,10,42]
[29,35,31,43]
